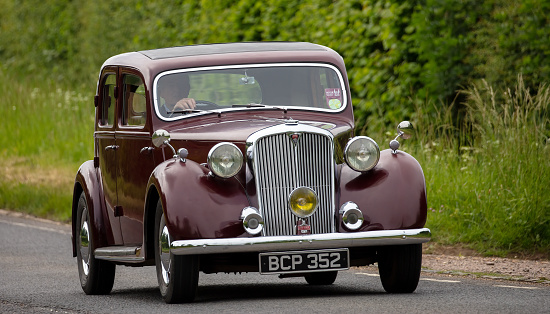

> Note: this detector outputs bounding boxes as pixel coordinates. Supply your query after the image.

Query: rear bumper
[170,228,431,255]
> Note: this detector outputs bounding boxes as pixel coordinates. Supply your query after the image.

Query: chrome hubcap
[159,217,171,285]
[79,207,90,276]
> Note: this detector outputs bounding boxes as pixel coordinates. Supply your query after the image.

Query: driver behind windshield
[158,74,196,116]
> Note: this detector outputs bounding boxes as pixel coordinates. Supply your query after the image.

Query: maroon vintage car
[71,42,430,303]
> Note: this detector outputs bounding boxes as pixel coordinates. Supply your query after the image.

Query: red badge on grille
[296,219,311,235]
[290,133,300,145]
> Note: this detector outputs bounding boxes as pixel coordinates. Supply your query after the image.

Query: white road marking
[357,273,461,283]
[494,285,540,290]
[421,278,461,283]
[0,219,71,235]
[356,272,379,277]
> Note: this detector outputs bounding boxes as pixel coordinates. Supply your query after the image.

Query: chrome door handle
[140,147,154,154]
[105,145,119,151]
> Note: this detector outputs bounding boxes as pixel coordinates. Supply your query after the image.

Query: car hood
[164,114,352,144]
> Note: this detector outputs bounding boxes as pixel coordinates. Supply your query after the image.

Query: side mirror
[389,121,414,154]
[397,121,414,140]
[153,129,178,159]
[152,129,188,162]
[152,129,171,148]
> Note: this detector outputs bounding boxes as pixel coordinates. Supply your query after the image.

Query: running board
[94,246,145,263]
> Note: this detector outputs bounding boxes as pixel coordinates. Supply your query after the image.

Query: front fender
[71,160,114,256]
[338,149,427,231]
[147,158,250,241]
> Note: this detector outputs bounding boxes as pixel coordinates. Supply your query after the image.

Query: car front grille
[252,129,335,236]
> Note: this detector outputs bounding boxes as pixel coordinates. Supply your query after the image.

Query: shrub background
[0,0,548,256]
[1,0,549,127]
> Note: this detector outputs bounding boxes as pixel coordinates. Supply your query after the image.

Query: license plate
[259,249,349,274]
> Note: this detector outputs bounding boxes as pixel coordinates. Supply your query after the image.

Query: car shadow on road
[109,281,385,304]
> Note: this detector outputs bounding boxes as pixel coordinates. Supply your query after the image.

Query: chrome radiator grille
[253,131,335,236]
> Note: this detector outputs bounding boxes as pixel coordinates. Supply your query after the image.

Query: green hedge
[1,0,548,128]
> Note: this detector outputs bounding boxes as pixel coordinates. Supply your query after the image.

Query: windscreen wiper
[231,103,267,108]
[232,104,288,113]
[167,109,204,118]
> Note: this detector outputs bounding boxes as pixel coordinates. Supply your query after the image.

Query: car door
[95,69,123,245]
[116,71,156,245]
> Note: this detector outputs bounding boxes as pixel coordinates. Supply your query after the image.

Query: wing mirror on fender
[152,129,171,148]
[153,129,189,162]
[389,121,414,154]
[152,128,177,158]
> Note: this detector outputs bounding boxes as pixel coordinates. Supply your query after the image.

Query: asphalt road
[1,210,549,313]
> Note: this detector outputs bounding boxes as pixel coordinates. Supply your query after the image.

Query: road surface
[1,210,548,313]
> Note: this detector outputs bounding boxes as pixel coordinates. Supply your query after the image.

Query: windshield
[154,63,346,120]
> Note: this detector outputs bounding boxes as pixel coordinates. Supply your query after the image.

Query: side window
[122,74,146,127]
[100,74,116,127]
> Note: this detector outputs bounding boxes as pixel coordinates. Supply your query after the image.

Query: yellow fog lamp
[288,187,319,218]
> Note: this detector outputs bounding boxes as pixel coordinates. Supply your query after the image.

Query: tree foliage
[1,0,548,129]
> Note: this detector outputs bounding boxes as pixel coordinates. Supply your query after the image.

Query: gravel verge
[422,253,550,284]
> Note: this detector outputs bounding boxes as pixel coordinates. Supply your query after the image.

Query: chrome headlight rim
[344,136,380,172]
[207,142,244,178]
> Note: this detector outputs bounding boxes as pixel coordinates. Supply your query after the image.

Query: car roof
[100,42,346,80]
[138,42,327,60]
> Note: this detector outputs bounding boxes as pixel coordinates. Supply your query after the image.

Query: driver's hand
[173,98,196,111]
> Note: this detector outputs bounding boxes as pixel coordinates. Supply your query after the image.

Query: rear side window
[100,74,116,127]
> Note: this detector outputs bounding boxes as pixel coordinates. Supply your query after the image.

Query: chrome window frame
[153,63,348,122]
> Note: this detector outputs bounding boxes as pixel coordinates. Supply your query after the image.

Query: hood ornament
[284,118,299,125]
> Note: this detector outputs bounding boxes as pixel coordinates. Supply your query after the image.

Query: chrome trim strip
[94,246,145,263]
[94,255,145,263]
[153,63,348,121]
[94,246,139,256]
[246,123,334,145]
[170,228,431,255]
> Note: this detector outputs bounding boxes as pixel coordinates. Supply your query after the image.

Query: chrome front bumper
[170,228,431,255]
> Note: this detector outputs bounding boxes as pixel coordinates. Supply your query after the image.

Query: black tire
[154,200,199,303]
[76,192,116,295]
[304,271,338,285]
[377,244,422,293]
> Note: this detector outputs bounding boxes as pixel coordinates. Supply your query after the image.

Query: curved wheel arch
[144,184,161,261]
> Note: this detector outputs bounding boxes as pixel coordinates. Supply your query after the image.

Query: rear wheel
[76,192,116,295]
[304,271,338,285]
[377,244,422,293]
[154,200,199,303]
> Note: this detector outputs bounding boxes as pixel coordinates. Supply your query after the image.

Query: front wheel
[154,200,199,303]
[377,244,422,293]
[76,192,115,295]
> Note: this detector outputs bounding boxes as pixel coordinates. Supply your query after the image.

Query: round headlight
[344,136,380,172]
[288,187,319,218]
[207,143,243,178]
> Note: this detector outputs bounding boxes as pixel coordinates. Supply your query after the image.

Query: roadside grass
[407,77,550,257]
[0,71,94,222]
[1,70,548,257]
